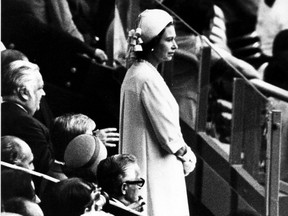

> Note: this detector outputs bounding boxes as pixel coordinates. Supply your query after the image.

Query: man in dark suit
[1,60,54,185]
[1,0,114,121]
[1,0,107,90]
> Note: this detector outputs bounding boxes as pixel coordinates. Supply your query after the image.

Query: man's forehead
[125,164,141,177]
[24,69,42,82]
[19,140,32,155]
[31,70,44,85]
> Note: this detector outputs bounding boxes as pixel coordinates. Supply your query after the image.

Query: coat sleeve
[46,0,85,41]
[14,116,54,174]
[1,0,95,58]
[141,77,187,154]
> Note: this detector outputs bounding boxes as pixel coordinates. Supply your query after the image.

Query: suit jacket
[1,102,54,175]
[1,0,95,89]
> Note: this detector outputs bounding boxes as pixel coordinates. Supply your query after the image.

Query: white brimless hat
[137,9,173,43]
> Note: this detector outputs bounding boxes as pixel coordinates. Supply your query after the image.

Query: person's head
[272,29,288,56]
[43,178,105,216]
[1,169,40,204]
[4,197,44,216]
[51,113,96,162]
[1,60,45,115]
[264,29,288,90]
[97,154,144,206]
[128,9,178,65]
[1,135,34,170]
[1,49,29,66]
[63,134,107,183]
[162,0,215,34]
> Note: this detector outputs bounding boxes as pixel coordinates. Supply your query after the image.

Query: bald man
[1,135,35,170]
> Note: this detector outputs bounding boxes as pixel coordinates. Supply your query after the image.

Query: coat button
[65,81,71,87]
[71,67,77,73]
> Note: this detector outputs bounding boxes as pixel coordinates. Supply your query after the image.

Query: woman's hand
[177,147,197,176]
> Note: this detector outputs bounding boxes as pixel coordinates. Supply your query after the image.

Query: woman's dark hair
[1,169,35,203]
[63,164,97,183]
[41,178,93,216]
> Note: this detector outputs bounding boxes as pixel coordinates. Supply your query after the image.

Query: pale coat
[119,61,190,216]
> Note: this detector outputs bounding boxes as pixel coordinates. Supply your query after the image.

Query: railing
[159,28,288,214]
[192,42,288,216]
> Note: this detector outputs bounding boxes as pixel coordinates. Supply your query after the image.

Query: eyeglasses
[123,178,145,188]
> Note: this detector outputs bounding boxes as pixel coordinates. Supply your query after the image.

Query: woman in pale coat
[119,9,197,216]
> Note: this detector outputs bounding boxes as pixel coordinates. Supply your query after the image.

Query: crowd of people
[1,0,287,216]
[1,6,196,216]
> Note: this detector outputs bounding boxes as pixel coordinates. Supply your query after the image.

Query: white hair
[2,60,41,96]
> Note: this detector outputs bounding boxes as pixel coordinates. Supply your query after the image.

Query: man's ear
[121,183,128,195]
[18,87,29,101]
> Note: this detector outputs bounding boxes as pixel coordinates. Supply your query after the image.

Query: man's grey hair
[97,154,138,196]
[1,60,40,96]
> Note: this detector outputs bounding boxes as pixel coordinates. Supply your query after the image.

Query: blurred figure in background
[256,0,288,57]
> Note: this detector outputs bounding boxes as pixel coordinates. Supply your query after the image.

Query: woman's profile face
[153,25,178,63]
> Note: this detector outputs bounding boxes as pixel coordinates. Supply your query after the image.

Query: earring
[151,48,154,52]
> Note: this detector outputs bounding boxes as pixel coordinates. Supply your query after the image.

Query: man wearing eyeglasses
[97,154,146,215]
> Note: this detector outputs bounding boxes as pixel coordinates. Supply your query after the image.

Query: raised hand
[94,128,119,147]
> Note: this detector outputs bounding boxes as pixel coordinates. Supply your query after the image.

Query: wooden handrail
[250,79,288,103]
[1,161,60,183]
